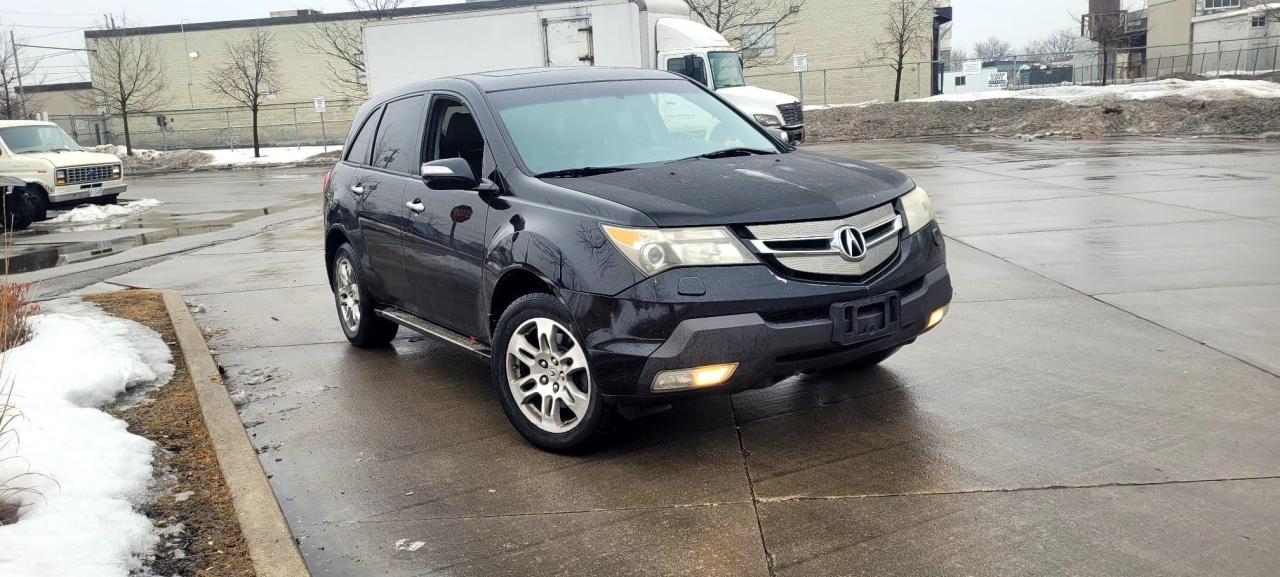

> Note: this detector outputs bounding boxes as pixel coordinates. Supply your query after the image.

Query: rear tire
[491,293,611,452]
[331,243,399,347]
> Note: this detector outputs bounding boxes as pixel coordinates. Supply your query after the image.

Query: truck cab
[0,120,127,222]
[655,18,805,142]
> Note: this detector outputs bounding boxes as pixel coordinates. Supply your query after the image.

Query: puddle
[9,196,314,274]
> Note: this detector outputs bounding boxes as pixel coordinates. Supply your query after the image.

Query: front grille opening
[760,306,828,325]
[760,238,829,252]
[863,219,897,240]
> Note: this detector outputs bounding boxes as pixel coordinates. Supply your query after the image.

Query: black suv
[324,68,951,451]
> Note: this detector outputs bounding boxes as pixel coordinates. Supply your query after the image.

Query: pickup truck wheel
[332,244,399,347]
[492,293,610,452]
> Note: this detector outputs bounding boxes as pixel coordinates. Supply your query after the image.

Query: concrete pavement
[39,137,1280,576]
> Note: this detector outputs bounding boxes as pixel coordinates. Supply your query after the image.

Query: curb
[160,289,311,577]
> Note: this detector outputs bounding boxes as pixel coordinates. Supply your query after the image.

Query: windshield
[492,79,777,176]
[709,52,746,89]
[0,125,82,154]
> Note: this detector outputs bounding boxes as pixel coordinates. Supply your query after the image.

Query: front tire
[492,293,610,452]
[26,186,48,222]
[331,244,398,347]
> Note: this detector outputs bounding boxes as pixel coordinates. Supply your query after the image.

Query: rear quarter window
[344,106,383,164]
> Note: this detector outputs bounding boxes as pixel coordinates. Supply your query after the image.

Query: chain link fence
[745,36,1280,107]
[49,98,366,151]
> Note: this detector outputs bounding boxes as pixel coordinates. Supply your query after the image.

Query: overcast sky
[5,0,1094,85]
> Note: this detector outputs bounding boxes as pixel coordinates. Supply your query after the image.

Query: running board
[376,307,492,357]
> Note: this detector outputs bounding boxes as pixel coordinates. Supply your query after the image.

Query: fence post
[226,111,235,152]
[292,106,301,149]
[916,65,921,97]
[159,125,167,151]
[822,69,828,107]
[1216,41,1222,76]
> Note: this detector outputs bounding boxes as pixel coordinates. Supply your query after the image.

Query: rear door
[402,94,492,336]
[336,105,405,306]
[543,17,594,66]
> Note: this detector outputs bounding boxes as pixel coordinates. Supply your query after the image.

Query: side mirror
[420,157,479,191]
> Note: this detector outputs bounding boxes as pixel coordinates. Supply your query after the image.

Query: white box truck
[363,0,805,141]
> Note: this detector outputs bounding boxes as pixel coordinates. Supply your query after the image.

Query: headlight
[900,186,935,235]
[56,170,66,186]
[601,225,757,276]
[111,164,122,180]
[753,114,782,128]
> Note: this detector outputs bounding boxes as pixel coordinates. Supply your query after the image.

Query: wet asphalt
[26,137,1280,576]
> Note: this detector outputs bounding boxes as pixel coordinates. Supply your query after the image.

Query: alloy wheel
[334,256,361,332]
[504,317,592,434]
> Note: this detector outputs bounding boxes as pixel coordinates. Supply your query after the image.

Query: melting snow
[0,299,174,577]
[45,199,163,224]
[204,146,333,166]
[394,539,426,552]
[918,78,1280,105]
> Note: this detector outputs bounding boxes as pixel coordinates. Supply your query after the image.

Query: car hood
[20,150,121,167]
[717,85,799,110]
[545,152,915,227]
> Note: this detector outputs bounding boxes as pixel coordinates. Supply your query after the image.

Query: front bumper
[49,182,127,204]
[564,221,951,402]
[784,125,805,143]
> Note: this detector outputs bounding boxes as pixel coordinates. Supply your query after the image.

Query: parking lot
[24,136,1280,576]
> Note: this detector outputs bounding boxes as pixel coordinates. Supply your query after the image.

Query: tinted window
[371,95,425,173]
[666,56,707,86]
[345,106,381,164]
[425,97,485,179]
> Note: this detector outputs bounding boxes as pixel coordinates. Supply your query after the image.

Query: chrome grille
[777,102,804,126]
[745,204,900,278]
[64,164,114,185]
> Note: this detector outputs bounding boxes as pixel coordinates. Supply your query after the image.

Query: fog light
[926,305,948,330]
[651,363,738,392]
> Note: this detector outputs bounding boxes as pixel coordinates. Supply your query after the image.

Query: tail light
[321,170,333,195]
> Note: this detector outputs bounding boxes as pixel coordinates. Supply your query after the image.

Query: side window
[667,55,707,86]
[371,95,426,173]
[344,106,382,164]
[424,97,486,179]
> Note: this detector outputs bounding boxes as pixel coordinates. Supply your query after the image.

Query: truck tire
[25,186,49,222]
[331,243,399,347]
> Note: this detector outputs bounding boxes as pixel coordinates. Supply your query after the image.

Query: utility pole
[9,30,26,118]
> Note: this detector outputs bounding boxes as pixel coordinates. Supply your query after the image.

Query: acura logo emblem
[833,226,867,261]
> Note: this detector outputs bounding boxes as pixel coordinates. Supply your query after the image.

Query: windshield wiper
[536,167,634,179]
[671,147,776,163]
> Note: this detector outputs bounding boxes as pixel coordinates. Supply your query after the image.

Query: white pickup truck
[0,120,128,224]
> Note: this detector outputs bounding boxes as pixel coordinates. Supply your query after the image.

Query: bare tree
[947,46,969,72]
[973,37,1013,61]
[688,0,806,68]
[300,0,408,99]
[869,0,937,102]
[79,16,169,155]
[0,29,42,119]
[1024,29,1081,62]
[208,28,280,158]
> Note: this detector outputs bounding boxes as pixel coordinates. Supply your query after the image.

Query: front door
[402,95,491,336]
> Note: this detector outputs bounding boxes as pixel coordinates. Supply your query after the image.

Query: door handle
[350,184,365,194]
[406,199,426,214]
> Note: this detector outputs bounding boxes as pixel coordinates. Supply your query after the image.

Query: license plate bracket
[830,293,901,346]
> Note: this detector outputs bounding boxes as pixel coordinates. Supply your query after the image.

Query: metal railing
[745,35,1280,107]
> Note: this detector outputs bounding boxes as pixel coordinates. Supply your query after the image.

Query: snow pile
[0,299,174,577]
[205,146,333,166]
[919,78,1280,105]
[45,199,163,225]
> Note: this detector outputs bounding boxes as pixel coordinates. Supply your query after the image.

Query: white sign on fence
[792,53,809,72]
[987,71,1008,89]
[962,60,983,74]
[313,97,327,113]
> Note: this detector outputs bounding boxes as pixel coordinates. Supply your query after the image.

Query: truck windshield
[709,52,746,89]
[492,79,778,176]
[0,125,82,154]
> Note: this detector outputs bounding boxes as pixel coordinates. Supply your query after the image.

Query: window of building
[955,76,967,87]
[371,95,426,174]
[1204,0,1241,9]
[741,23,778,59]
[1252,15,1267,27]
